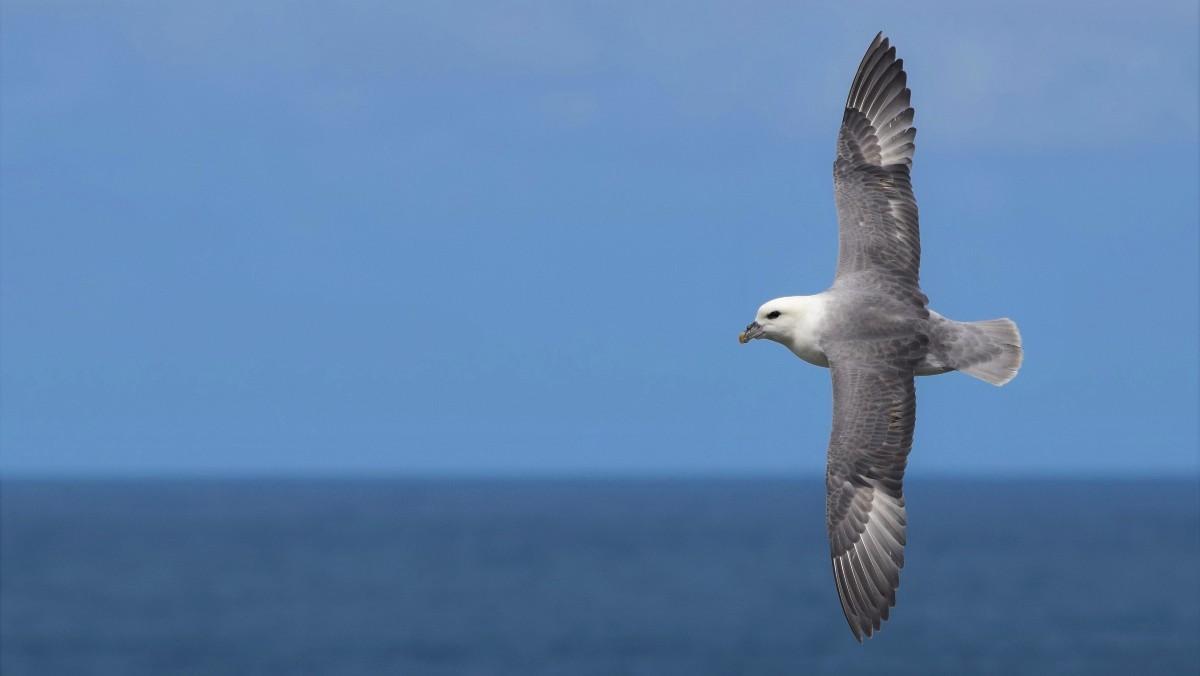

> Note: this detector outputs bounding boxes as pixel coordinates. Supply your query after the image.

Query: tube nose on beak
[739,321,764,344]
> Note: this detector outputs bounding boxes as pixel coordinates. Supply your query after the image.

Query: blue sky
[2,1,1197,476]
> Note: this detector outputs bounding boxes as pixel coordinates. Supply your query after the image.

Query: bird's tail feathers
[953,318,1023,386]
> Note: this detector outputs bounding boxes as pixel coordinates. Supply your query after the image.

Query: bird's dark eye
[766,311,781,320]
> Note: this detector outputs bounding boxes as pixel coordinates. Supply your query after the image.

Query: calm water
[2,478,1197,675]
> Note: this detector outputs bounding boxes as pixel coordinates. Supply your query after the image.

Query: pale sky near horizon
[2,1,1197,476]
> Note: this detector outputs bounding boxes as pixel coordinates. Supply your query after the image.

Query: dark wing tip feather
[827,477,907,641]
[840,33,916,170]
[832,527,904,639]
[846,33,886,106]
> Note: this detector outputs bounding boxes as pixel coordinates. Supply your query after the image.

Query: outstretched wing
[824,339,920,641]
[833,33,921,285]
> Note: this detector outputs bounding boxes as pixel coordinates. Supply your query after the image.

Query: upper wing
[833,33,921,284]
[824,339,919,641]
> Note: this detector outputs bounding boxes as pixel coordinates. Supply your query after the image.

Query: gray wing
[833,33,921,284]
[824,339,920,641]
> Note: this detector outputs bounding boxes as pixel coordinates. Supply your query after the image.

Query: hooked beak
[739,321,764,344]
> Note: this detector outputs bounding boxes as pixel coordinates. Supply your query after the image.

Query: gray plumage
[738,33,1023,641]
[822,33,927,641]
[924,313,1023,386]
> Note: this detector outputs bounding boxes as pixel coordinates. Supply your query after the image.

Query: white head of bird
[739,294,830,367]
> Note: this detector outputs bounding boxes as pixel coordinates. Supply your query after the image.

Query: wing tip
[834,552,899,642]
[846,32,908,110]
[840,31,917,169]
[830,496,906,641]
[846,33,891,108]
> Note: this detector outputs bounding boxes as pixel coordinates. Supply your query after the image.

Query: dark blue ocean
[2,479,1197,675]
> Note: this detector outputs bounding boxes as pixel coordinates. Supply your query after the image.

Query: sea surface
[2,478,1197,675]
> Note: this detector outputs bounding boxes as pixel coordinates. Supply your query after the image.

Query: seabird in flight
[738,32,1023,641]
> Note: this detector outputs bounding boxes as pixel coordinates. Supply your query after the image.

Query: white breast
[782,294,830,368]
[786,334,830,367]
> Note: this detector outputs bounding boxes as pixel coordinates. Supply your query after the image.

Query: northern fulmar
[738,33,1023,641]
